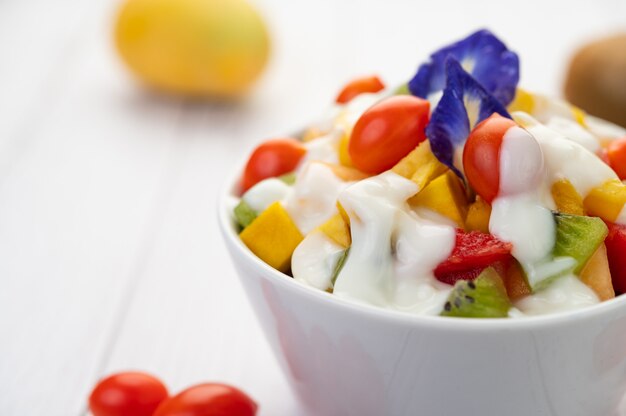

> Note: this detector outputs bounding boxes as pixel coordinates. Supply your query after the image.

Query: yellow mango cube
[338,132,354,167]
[507,88,535,114]
[580,243,615,301]
[410,170,469,228]
[465,196,492,233]
[551,179,585,216]
[391,140,448,190]
[318,213,351,248]
[583,179,626,222]
[240,202,304,272]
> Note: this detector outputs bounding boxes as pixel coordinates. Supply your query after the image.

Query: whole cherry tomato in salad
[241,138,306,192]
[349,95,430,174]
[335,75,385,104]
[89,371,169,416]
[463,113,517,203]
[153,383,257,416]
[606,137,626,180]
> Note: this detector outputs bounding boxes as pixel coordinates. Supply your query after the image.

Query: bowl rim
[218,164,626,331]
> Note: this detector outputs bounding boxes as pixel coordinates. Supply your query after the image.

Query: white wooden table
[1,1,624,415]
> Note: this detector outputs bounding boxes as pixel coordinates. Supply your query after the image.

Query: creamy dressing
[242,178,291,212]
[292,230,344,291]
[584,114,626,142]
[545,116,600,154]
[302,130,341,165]
[284,162,351,234]
[490,126,563,288]
[513,112,617,197]
[515,274,599,315]
[332,172,455,315]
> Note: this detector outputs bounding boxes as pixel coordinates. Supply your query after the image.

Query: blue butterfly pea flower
[426,58,511,178]
[409,29,520,106]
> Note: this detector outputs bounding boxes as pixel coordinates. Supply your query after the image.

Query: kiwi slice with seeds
[441,267,511,318]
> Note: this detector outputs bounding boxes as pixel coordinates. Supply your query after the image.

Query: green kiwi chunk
[234,200,257,231]
[553,213,608,274]
[441,267,511,318]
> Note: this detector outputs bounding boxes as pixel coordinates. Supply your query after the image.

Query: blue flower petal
[426,58,511,177]
[409,29,520,106]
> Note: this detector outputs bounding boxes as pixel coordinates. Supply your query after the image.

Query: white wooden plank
[0,1,186,414]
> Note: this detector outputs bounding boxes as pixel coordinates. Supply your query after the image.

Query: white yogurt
[513,112,617,197]
[545,116,600,154]
[292,230,345,291]
[515,274,599,315]
[242,178,291,212]
[333,171,455,314]
[302,130,341,165]
[284,162,350,234]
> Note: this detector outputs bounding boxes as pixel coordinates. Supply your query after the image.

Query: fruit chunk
[434,229,513,276]
[551,179,585,216]
[440,267,511,318]
[583,179,626,222]
[335,75,385,104]
[240,202,303,272]
[234,200,257,230]
[435,260,508,286]
[607,138,626,180]
[504,260,531,301]
[507,88,535,114]
[579,243,615,301]
[318,213,351,248]
[338,132,354,167]
[349,95,430,174]
[330,248,350,287]
[604,221,626,295]
[410,171,469,228]
[465,196,491,233]
[553,213,608,274]
[391,140,447,190]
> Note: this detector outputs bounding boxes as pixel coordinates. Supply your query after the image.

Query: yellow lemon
[114,0,270,98]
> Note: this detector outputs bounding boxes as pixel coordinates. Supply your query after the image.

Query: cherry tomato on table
[348,95,430,174]
[153,383,257,416]
[462,113,517,203]
[607,137,626,180]
[335,75,385,104]
[241,138,306,192]
[89,371,168,416]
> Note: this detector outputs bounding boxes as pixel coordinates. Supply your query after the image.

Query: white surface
[0,0,625,415]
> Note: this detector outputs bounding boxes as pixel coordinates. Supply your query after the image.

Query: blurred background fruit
[564,33,626,128]
[115,0,270,98]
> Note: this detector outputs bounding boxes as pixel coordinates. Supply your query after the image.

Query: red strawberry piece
[434,229,513,281]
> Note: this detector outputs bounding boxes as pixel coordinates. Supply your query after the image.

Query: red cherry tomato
[607,137,626,180]
[349,95,430,174]
[241,138,306,192]
[153,383,257,416]
[335,75,385,104]
[89,372,168,416]
[463,113,517,203]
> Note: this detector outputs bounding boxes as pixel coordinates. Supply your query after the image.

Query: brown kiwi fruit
[564,33,626,128]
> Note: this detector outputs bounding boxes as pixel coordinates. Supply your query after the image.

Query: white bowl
[219,177,626,416]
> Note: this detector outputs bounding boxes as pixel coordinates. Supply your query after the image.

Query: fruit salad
[232,30,626,318]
